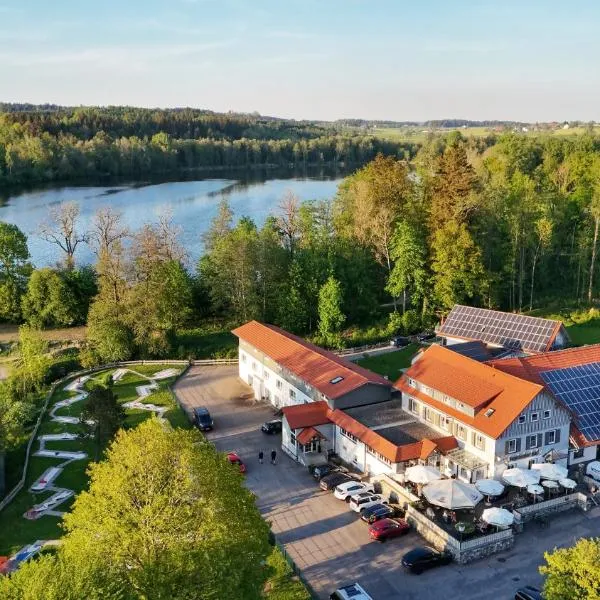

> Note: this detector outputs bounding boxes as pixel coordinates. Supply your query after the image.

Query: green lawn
[0,364,189,556]
[527,305,600,346]
[355,344,419,380]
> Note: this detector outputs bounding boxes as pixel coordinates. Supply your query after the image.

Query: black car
[401,547,452,574]
[312,464,339,480]
[360,504,396,524]
[515,586,543,600]
[261,420,282,434]
[320,472,356,491]
[390,336,410,348]
[416,331,435,342]
[193,406,214,431]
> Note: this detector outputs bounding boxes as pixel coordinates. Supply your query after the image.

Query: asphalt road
[174,365,600,600]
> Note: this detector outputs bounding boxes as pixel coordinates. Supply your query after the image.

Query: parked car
[334,481,373,501]
[320,472,356,491]
[193,406,213,431]
[226,452,246,474]
[401,546,452,574]
[515,586,544,600]
[361,504,397,524]
[329,583,373,600]
[261,420,282,434]
[368,518,410,542]
[312,464,339,480]
[416,331,435,342]
[390,335,410,348]
[348,492,387,513]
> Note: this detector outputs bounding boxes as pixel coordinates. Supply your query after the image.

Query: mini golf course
[0,364,185,572]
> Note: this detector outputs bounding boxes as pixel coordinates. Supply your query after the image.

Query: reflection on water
[0,167,348,267]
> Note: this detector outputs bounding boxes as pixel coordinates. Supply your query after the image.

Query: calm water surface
[0,172,344,267]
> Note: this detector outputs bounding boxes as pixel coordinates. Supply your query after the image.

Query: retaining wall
[513,492,589,523]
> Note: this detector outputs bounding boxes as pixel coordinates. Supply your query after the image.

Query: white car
[348,492,387,513]
[330,583,373,600]
[333,481,373,501]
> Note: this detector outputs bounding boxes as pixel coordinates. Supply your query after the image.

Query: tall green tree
[0,222,32,322]
[0,419,272,600]
[540,538,600,600]
[318,276,346,346]
[8,326,51,398]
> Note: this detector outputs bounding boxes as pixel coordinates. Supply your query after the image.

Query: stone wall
[514,492,588,523]
[374,473,419,508]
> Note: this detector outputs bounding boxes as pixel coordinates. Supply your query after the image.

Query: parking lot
[174,366,600,600]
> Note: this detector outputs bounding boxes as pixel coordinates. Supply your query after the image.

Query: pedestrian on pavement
[258,450,264,464]
[271,449,277,464]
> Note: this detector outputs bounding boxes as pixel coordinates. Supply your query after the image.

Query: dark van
[194,407,214,431]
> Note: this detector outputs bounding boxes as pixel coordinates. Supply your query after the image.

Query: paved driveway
[174,366,600,600]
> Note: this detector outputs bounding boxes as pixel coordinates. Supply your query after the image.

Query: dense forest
[0,105,417,186]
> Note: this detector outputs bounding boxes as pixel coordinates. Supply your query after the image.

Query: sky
[1,0,599,122]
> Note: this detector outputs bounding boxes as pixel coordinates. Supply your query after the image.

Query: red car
[368,518,409,542]
[227,452,246,474]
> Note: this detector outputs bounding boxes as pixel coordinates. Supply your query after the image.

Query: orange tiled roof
[232,321,391,399]
[282,401,331,430]
[419,439,438,460]
[296,426,326,445]
[396,344,543,439]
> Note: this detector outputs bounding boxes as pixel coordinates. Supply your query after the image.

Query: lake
[0,170,345,267]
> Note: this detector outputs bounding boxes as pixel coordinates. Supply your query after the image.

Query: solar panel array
[540,362,600,442]
[439,305,558,353]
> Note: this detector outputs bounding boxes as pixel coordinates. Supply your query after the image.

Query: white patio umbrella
[531,463,568,481]
[475,478,505,497]
[526,484,544,495]
[502,467,540,488]
[559,478,577,490]
[405,465,442,485]
[541,479,559,489]
[481,507,514,528]
[422,479,484,510]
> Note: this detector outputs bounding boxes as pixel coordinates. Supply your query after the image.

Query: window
[289,389,296,400]
[366,446,391,465]
[424,407,433,423]
[276,380,283,389]
[507,439,517,453]
[330,376,344,384]
[459,467,468,479]
[457,425,467,441]
[475,434,485,451]
[527,434,538,449]
[545,430,556,445]
[340,427,358,443]
[409,398,419,415]
[442,416,451,431]
[518,415,526,424]
[408,378,415,387]
[241,353,247,363]
[573,448,584,459]
[290,432,296,447]
[263,370,269,380]
[543,410,551,420]
[531,412,539,422]
[302,440,319,453]
[485,408,495,417]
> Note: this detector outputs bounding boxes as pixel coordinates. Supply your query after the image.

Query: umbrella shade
[541,479,559,489]
[481,507,514,527]
[527,484,544,495]
[531,463,568,481]
[405,465,442,485]
[559,478,577,490]
[422,479,483,509]
[475,478,504,496]
[502,468,540,488]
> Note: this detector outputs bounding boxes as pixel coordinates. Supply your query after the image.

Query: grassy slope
[0,365,190,556]
[355,343,419,380]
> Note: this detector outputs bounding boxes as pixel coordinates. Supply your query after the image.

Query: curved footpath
[3,367,180,573]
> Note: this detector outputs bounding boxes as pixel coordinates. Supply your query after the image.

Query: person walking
[271,449,277,464]
[258,450,264,464]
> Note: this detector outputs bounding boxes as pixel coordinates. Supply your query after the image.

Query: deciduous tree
[0,222,32,322]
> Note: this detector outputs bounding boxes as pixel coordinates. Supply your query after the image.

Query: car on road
[226,452,246,473]
[312,464,339,480]
[348,492,387,513]
[416,331,435,342]
[193,406,214,431]
[334,481,373,501]
[329,582,373,600]
[401,546,452,574]
[261,420,282,434]
[368,518,410,542]
[515,586,543,600]
[320,472,356,491]
[390,335,410,348]
[360,504,397,523]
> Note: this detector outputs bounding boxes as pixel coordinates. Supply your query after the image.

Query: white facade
[569,445,597,466]
[334,426,397,476]
[239,346,314,408]
[281,421,335,467]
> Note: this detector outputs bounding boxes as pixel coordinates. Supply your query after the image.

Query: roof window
[484,408,495,417]
[330,376,344,384]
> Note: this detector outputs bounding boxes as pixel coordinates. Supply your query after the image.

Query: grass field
[527,305,600,346]
[0,365,190,556]
[355,344,419,380]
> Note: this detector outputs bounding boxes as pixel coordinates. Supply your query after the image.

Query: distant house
[437,305,570,356]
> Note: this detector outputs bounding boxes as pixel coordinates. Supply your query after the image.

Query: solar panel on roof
[540,362,600,442]
[439,305,559,353]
